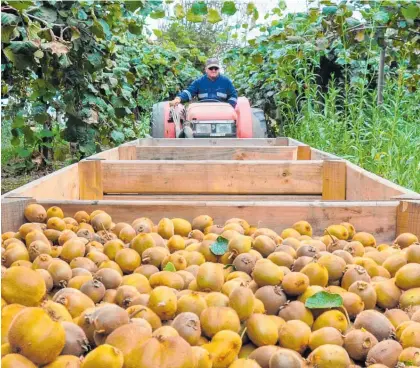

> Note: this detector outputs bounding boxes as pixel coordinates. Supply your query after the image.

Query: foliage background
[1,0,419,192]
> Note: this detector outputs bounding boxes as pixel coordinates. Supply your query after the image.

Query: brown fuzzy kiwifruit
[157,217,174,239]
[398,347,420,366]
[313,310,348,333]
[149,271,184,290]
[91,304,130,336]
[308,344,351,368]
[46,217,66,231]
[232,253,256,275]
[296,244,318,258]
[399,288,420,310]
[343,328,378,361]
[246,313,279,347]
[200,306,240,338]
[291,256,313,272]
[60,321,89,356]
[171,312,201,345]
[394,233,418,249]
[28,240,51,261]
[412,308,420,322]
[1,354,37,367]
[147,286,177,321]
[278,301,314,327]
[395,263,420,290]
[128,294,150,307]
[366,339,403,367]
[325,225,349,240]
[248,345,280,368]
[229,286,255,321]
[192,215,213,232]
[300,262,328,287]
[374,279,401,309]
[90,212,112,231]
[162,253,187,271]
[126,305,161,330]
[309,327,344,351]
[342,292,365,319]
[384,309,410,329]
[332,249,354,265]
[94,268,122,289]
[24,203,47,223]
[254,285,287,316]
[267,252,294,269]
[252,235,276,257]
[177,292,208,317]
[118,226,136,243]
[400,323,420,349]
[53,288,95,318]
[382,253,407,277]
[348,281,377,310]
[344,241,365,257]
[196,262,224,292]
[268,348,303,368]
[80,279,106,303]
[2,245,29,267]
[48,259,72,287]
[114,285,140,308]
[252,259,283,287]
[58,230,77,246]
[275,244,297,259]
[141,247,169,268]
[281,272,310,297]
[205,292,229,308]
[406,242,420,263]
[134,264,159,279]
[278,319,311,353]
[103,239,124,261]
[317,253,346,282]
[114,248,141,274]
[60,238,86,263]
[32,253,53,270]
[354,310,395,341]
[102,289,117,304]
[341,265,371,290]
[69,257,97,273]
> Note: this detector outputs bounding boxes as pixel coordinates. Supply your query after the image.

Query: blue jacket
[177,74,238,108]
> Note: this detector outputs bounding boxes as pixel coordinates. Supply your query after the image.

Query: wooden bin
[2,138,419,243]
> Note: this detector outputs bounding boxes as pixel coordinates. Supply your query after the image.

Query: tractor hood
[187,102,237,121]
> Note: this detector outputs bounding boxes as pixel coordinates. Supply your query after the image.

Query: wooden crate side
[397,200,420,238]
[104,194,322,201]
[90,147,119,160]
[297,145,311,160]
[36,200,399,243]
[1,197,35,232]
[79,160,103,200]
[5,163,79,200]
[101,160,324,194]
[136,138,289,146]
[322,161,347,200]
[134,146,298,160]
[119,146,137,160]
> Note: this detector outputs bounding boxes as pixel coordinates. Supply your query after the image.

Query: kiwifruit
[48,259,72,287]
[60,321,89,357]
[384,309,410,329]
[117,226,135,244]
[252,285,286,315]
[149,271,184,290]
[134,264,159,279]
[141,247,169,268]
[395,263,420,290]
[394,233,418,249]
[80,279,106,303]
[382,253,407,277]
[102,239,124,261]
[291,256,313,272]
[86,249,109,267]
[162,253,187,271]
[200,306,240,337]
[196,262,224,292]
[343,328,378,361]
[32,253,53,270]
[309,327,344,351]
[396,321,416,341]
[80,344,123,368]
[170,312,201,345]
[341,265,371,290]
[400,288,420,310]
[317,253,346,282]
[58,230,77,247]
[1,354,38,367]
[406,243,420,263]
[313,310,348,333]
[204,292,229,308]
[59,238,86,263]
[398,347,420,366]
[325,225,349,240]
[177,292,207,317]
[36,268,54,291]
[300,262,328,287]
[252,259,283,287]
[248,235,274,257]
[373,279,402,309]
[278,319,311,353]
[308,344,351,368]
[1,304,26,344]
[229,358,261,368]
[67,274,92,290]
[68,257,96,274]
[279,228,300,240]
[348,281,377,309]
[342,291,364,319]
[354,310,395,341]
[121,273,152,294]
[53,288,95,318]
[400,323,420,349]
[281,237,300,250]
[340,222,356,238]
[10,260,32,268]
[90,212,112,231]
[366,339,403,367]
[352,231,376,247]
[46,217,66,232]
[202,330,241,368]
[297,285,325,304]
[332,249,354,265]
[267,252,294,269]
[112,248,140,274]
[111,222,131,236]
[24,204,47,223]
[412,308,420,322]
[278,301,314,327]
[246,313,279,347]
[248,345,280,368]
[227,286,254,321]
[126,305,161,330]
[191,215,213,231]
[147,286,177,321]
[2,245,29,267]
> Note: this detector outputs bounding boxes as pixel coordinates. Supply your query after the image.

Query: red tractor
[151,97,267,138]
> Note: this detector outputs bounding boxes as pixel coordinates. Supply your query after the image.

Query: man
[170,58,238,108]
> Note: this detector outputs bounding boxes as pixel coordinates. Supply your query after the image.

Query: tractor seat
[187,102,237,121]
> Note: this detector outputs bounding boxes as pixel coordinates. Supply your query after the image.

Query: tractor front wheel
[251,108,268,138]
[151,102,166,138]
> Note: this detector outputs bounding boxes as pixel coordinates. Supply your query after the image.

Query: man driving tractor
[170,58,238,108]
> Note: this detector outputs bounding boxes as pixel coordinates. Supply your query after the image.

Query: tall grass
[282,71,420,193]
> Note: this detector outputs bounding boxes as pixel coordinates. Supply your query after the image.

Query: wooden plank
[36,200,399,243]
[287,137,306,146]
[322,161,347,200]
[102,160,324,194]
[90,147,119,160]
[119,146,137,160]
[104,194,322,201]
[136,138,289,146]
[1,197,35,233]
[78,160,103,200]
[297,145,311,160]
[134,146,298,160]
[397,200,420,238]
[5,164,79,200]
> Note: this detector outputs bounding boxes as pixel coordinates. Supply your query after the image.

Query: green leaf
[1,26,16,43]
[207,9,222,24]
[163,262,176,272]
[278,0,287,11]
[150,9,165,19]
[186,9,203,22]
[153,29,163,37]
[246,2,255,15]
[7,40,38,55]
[210,236,229,256]
[91,21,105,38]
[28,22,42,40]
[401,4,419,24]
[224,264,236,270]
[1,13,19,26]
[12,114,25,129]
[174,4,185,19]
[305,292,343,309]
[38,129,54,138]
[10,1,33,12]
[373,10,390,24]
[322,6,337,15]
[31,6,58,23]
[129,21,143,34]
[125,0,145,12]
[16,147,32,158]
[77,9,88,20]
[191,1,208,15]
[110,130,125,143]
[221,1,237,16]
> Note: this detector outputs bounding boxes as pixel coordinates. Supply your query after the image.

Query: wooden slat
[397,200,420,237]
[297,145,311,160]
[104,194,321,201]
[134,146,298,160]
[102,160,324,194]
[79,160,103,200]
[90,147,119,160]
[36,200,400,243]
[1,197,35,233]
[119,146,137,160]
[322,161,347,200]
[6,164,79,200]
[136,138,289,146]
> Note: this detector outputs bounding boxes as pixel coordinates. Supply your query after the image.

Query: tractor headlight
[195,124,212,134]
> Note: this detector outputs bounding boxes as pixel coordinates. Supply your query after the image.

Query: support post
[118,145,137,160]
[297,145,311,160]
[78,160,103,200]
[322,160,346,200]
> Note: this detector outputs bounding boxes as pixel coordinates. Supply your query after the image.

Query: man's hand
[169,97,181,106]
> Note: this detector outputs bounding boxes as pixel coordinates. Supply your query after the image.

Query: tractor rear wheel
[151,102,166,138]
[251,108,268,138]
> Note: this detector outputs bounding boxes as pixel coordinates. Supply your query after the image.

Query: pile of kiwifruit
[1,203,420,368]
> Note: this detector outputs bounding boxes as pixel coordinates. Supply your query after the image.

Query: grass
[282,72,420,193]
